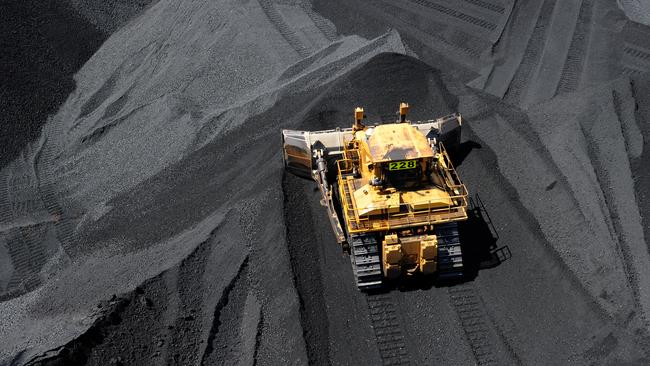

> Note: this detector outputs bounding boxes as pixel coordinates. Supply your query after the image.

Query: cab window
[383,160,421,189]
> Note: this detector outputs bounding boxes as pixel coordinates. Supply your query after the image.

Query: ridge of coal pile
[2,0,650,365]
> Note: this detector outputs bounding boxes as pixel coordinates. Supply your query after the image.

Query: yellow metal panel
[421,259,436,274]
[381,233,439,276]
[420,235,437,273]
[353,184,400,216]
[421,243,437,260]
[384,234,399,245]
[382,235,403,278]
[384,244,402,264]
[420,236,437,260]
[365,124,434,162]
[399,238,420,257]
[384,263,401,279]
[401,189,452,210]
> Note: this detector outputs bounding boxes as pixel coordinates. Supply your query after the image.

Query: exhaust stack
[399,102,409,123]
[353,107,365,131]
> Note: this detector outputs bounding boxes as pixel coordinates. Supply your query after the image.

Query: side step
[436,222,464,280]
[350,234,383,291]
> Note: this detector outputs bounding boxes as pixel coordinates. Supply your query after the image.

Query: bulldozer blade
[281,113,461,179]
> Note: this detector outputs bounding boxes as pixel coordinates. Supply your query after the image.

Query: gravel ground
[1,0,650,365]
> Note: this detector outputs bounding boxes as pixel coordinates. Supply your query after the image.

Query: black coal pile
[1,0,650,365]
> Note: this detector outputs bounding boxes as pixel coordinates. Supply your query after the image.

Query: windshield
[383,160,422,189]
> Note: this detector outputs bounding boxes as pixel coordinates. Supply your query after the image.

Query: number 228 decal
[388,160,417,171]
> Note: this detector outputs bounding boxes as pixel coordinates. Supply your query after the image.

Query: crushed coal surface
[2,0,650,365]
[0,1,104,170]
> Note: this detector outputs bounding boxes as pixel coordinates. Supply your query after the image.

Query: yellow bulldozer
[282,103,468,290]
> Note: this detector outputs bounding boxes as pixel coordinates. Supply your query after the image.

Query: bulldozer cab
[363,121,435,190]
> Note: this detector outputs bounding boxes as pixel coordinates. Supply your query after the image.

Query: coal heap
[1,0,650,365]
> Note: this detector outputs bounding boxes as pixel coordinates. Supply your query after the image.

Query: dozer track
[436,222,464,280]
[350,234,383,290]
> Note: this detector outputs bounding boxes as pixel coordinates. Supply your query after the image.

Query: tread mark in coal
[406,0,497,31]
[622,66,646,76]
[258,0,312,58]
[0,169,12,223]
[366,294,411,365]
[375,1,483,58]
[297,0,338,42]
[556,0,594,95]
[623,45,650,75]
[460,0,506,14]
[624,46,650,62]
[38,115,76,246]
[503,0,557,105]
[449,284,498,366]
[1,165,49,299]
[8,171,41,219]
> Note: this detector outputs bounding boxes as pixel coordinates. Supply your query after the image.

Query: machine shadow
[451,140,482,168]
[379,194,511,293]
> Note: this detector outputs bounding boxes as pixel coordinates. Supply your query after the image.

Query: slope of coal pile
[314,0,516,83]
[630,75,650,291]
[452,82,650,365]
[315,0,650,106]
[67,0,158,34]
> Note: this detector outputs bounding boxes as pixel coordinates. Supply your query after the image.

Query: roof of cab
[365,123,434,162]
